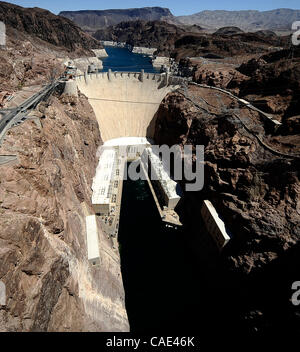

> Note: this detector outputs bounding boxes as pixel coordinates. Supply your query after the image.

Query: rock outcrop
[214,26,244,35]
[0,2,103,92]
[94,20,186,57]
[175,44,299,121]
[177,57,249,93]
[94,20,289,60]
[173,31,287,60]
[0,1,102,53]
[0,36,65,91]
[237,46,300,119]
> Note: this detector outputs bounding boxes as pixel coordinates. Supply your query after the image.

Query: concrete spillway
[76,72,178,142]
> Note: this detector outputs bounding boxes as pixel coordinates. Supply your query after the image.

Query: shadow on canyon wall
[119,176,300,339]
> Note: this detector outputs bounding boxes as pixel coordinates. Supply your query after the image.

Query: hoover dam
[77,68,186,252]
[76,70,178,141]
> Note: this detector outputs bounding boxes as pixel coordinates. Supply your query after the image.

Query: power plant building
[201,200,231,250]
[145,148,182,209]
[85,215,100,266]
[92,148,116,214]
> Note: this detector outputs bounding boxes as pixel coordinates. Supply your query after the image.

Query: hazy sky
[5,0,300,16]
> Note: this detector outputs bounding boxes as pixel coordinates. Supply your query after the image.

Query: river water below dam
[101,46,160,73]
[118,171,201,332]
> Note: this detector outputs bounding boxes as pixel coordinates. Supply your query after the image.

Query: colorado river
[118,168,195,333]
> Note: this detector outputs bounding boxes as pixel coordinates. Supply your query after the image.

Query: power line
[178,84,300,159]
[241,99,300,105]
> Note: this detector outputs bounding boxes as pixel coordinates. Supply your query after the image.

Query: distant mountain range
[59,7,174,31]
[177,8,300,31]
[59,7,300,32]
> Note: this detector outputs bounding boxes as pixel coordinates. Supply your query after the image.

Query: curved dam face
[76,72,179,142]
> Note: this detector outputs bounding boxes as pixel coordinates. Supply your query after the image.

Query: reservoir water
[101,46,160,73]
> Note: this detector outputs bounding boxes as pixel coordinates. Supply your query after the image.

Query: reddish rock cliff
[0,92,129,331]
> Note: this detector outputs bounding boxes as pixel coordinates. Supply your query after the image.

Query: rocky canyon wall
[154,85,300,336]
[0,91,129,331]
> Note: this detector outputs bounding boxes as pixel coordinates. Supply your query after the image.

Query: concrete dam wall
[76,72,179,142]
